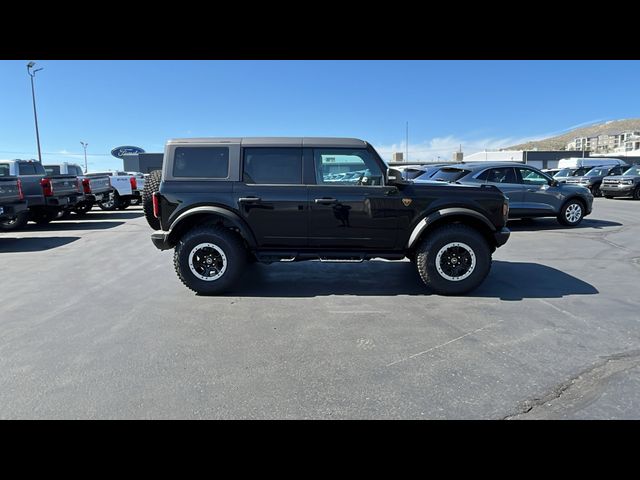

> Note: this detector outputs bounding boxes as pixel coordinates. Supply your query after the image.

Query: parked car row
[408,160,639,227]
[0,159,144,231]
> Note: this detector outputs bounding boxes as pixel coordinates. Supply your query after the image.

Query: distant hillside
[507,118,640,151]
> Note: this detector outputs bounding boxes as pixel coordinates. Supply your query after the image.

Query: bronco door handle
[314,197,338,204]
[238,196,262,203]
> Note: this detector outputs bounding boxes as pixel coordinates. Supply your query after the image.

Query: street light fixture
[27,61,44,163]
[80,142,88,173]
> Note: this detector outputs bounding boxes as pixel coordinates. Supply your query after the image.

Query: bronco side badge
[402,198,412,206]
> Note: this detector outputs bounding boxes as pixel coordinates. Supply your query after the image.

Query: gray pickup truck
[600,165,640,199]
[0,164,28,229]
[44,162,112,214]
[0,159,80,229]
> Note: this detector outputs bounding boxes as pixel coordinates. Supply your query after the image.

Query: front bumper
[0,200,27,219]
[151,230,172,250]
[600,185,635,197]
[493,227,510,248]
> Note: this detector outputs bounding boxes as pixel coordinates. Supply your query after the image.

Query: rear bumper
[45,194,79,208]
[0,200,27,219]
[151,230,172,250]
[493,227,511,248]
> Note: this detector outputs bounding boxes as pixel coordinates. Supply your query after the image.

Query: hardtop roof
[166,137,369,148]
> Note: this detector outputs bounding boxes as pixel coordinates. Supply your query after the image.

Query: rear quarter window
[173,147,229,178]
[430,168,469,182]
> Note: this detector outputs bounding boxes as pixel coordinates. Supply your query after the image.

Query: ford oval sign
[111,146,146,159]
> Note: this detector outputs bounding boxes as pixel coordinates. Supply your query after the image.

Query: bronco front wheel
[415,224,491,295]
[173,225,246,295]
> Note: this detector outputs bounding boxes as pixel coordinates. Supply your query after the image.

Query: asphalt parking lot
[1,199,639,419]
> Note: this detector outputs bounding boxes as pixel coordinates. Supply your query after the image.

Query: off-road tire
[174,225,247,295]
[142,170,162,230]
[557,198,585,226]
[415,223,491,295]
[592,183,602,197]
[0,211,29,231]
[634,186,640,200]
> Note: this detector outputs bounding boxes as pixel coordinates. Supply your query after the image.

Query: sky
[1,60,639,170]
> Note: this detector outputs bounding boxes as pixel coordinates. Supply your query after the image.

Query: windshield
[585,167,610,177]
[554,168,574,178]
[430,168,469,182]
[623,166,640,176]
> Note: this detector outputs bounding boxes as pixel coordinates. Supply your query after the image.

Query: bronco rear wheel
[174,225,246,295]
[415,223,491,295]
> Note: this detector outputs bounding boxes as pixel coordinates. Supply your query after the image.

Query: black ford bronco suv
[149,138,511,295]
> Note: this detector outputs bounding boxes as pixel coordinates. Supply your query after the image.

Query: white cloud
[373,133,543,162]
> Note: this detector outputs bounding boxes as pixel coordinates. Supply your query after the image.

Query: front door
[234,147,308,248]
[516,167,557,215]
[307,148,399,249]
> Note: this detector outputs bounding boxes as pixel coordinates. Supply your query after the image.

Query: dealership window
[173,147,229,178]
[243,148,302,184]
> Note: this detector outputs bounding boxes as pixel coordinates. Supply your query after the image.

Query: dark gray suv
[415,162,594,226]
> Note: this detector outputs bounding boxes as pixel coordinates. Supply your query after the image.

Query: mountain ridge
[506,118,640,151]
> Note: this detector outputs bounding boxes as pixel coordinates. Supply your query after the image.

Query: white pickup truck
[88,171,145,210]
[44,162,112,214]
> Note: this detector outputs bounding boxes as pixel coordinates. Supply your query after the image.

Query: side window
[243,148,302,184]
[173,147,229,178]
[313,149,383,186]
[70,166,83,176]
[0,164,9,177]
[611,167,622,175]
[477,167,516,184]
[518,168,549,185]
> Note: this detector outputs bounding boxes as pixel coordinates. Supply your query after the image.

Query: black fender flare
[168,206,257,248]
[406,207,496,248]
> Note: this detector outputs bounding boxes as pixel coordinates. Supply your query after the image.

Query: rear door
[233,147,308,248]
[474,167,525,215]
[307,148,398,249]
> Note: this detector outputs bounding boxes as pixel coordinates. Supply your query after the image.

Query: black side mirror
[550,179,559,186]
[387,167,409,186]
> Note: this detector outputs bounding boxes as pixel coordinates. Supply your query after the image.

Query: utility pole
[80,141,88,173]
[27,61,44,163]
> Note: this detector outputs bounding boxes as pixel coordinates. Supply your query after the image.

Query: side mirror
[387,167,409,186]
[549,179,559,187]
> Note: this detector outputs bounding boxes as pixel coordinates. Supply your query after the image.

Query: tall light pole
[27,61,44,163]
[80,142,88,173]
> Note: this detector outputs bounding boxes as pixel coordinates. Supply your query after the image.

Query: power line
[0,150,113,156]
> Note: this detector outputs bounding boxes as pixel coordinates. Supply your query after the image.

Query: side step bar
[255,251,405,263]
